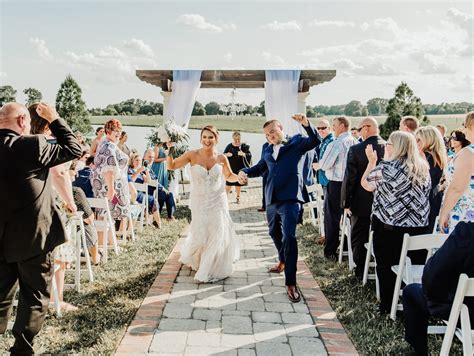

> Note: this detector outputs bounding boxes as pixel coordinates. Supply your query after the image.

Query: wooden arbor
[135,69,336,114]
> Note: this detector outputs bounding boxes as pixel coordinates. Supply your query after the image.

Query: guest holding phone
[224,131,252,203]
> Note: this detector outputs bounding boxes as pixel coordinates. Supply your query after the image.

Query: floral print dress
[444,144,474,232]
[91,139,131,219]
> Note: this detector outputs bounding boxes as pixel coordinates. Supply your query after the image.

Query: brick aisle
[116,179,358,356]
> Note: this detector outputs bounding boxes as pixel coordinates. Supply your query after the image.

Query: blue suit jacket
[243,124,320,205]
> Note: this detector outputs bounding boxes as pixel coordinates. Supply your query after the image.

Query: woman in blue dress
[151,143,169,189]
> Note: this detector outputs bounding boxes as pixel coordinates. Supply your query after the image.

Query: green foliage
[192,101,206,116]
[55,75,92,134]
[204,101,220,115]
[256,101,265,116]
[0,85,17,106]
[380,82,424,139]
[367,98,389,116]
[23,87,43,107]
[344,100,365,117]
[424,102,474,115]
[314,104,345,116]
[306,106,316,118]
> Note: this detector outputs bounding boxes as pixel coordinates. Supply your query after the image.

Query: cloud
[262,51,286,67]
[0,72,6,78]
[446,8,474,38]
[308,20,356,28]
[223,53,233,63]
[261,20,301,31]
[360,17,407,40]
[410,53,456,74]
[29,38,54,61]
[176,14,235,33]
[123,38,155,58]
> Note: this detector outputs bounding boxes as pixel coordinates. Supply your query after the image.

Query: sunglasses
[316,126,328,130]
[357,125,370,132]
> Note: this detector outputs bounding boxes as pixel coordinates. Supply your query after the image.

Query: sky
[0,0,472,108]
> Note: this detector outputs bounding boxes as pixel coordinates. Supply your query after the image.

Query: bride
[167,125,240,282]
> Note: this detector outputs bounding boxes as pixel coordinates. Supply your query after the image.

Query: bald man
[0,102,81,354]
[341,117,385,279]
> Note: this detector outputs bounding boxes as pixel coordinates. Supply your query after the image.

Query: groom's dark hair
[263,120,281,129]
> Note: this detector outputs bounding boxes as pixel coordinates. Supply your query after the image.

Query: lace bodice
[189,163,225,196]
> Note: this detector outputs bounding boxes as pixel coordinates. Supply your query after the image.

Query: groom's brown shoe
[287,285,301,303]
[268,262,285,273]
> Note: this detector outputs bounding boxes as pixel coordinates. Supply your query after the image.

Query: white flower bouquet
[147,119,190,158]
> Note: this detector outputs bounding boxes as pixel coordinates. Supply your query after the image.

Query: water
[92,125,266,162]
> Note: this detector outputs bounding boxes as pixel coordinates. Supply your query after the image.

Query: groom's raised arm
[298,122,321,152]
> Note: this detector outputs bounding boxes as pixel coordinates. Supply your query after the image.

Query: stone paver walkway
[116,179,357,355]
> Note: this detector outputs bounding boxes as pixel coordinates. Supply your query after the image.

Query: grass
[0,206,191,354]
[90,114,467,134]
[298,221,462,355]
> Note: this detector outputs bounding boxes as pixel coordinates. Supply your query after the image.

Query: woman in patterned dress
[90,119,131,221]
[439,112,474,233]
[361,131,431,314]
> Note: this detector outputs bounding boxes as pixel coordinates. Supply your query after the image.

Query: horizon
[1,1,472,107]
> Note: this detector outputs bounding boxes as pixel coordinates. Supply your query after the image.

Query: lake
[93,125,267,161]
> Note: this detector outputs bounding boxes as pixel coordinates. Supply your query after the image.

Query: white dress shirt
[272,143,282,160]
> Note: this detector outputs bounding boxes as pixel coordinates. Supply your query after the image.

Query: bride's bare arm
[221,155,239,183]
[167,150,192,170]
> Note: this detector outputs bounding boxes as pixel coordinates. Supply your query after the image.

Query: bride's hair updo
[201,125,219,141]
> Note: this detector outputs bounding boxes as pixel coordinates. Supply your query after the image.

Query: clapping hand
[291,114,309,127]
[312,162,320,171]
[36,103,59,123]
[225,152,233,157]
[238,171,248,185]
[237,151,246,157]
[365,144,378,164]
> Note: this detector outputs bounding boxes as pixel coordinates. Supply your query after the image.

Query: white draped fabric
[164,70,202,128]
[163,70,202,199]
[264,70,302,136]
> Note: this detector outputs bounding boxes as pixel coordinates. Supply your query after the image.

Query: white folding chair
[87,197,119,263]
[338,211,355,270]
[306,183,324,235]
[362,231,380,300]
[133,181,149,230]
[440,274,474,356]
[64,212,94,292]
[390,233,448,320]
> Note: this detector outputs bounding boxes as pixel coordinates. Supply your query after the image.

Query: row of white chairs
[305,183,473,354]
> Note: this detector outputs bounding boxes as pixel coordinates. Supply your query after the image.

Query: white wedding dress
[180,163,240,282]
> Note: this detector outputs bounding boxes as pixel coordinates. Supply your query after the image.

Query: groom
[238,115,320,302]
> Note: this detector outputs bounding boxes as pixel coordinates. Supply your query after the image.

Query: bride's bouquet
[147,119,190,158]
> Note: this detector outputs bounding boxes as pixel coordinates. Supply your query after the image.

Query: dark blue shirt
[73,167,94,198]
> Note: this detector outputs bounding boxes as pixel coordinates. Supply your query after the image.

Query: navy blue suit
[260,142,270,208]
[242,123,320,286]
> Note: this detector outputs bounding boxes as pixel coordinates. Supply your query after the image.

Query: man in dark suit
[239,115,320,302]
[403,222,474,356]
[0,102,82,355]
[258,141,270,212]
[341,117,385,279]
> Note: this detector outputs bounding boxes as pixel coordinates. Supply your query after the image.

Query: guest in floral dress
[90,119,131,220]
[152,143,169,188]
[439,112,474,233]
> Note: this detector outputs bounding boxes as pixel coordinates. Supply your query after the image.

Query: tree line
[1,76,472,138]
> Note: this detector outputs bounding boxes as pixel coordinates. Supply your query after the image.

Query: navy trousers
[324,181,342,258]
[266,201,300,286]
[157,190,176,218]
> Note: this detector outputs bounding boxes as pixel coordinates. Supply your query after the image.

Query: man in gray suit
[0,102,82,355]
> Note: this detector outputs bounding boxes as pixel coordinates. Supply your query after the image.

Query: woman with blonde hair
[361,131,431,314]
[439,112,474,232]
[415,126,448,232]
[166,125,240,282]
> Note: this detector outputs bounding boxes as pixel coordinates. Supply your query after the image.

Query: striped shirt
[317,133,335,186]
[319,131,358,182]
[367,160,431,227]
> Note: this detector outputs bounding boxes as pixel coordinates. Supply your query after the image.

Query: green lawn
[298,221,462,355]
[0,206,191,354]
[90,114,467,134]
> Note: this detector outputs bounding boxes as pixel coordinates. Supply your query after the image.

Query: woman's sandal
[236,196,240,204]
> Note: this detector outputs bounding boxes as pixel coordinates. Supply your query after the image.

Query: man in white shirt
[319,116,358,259]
